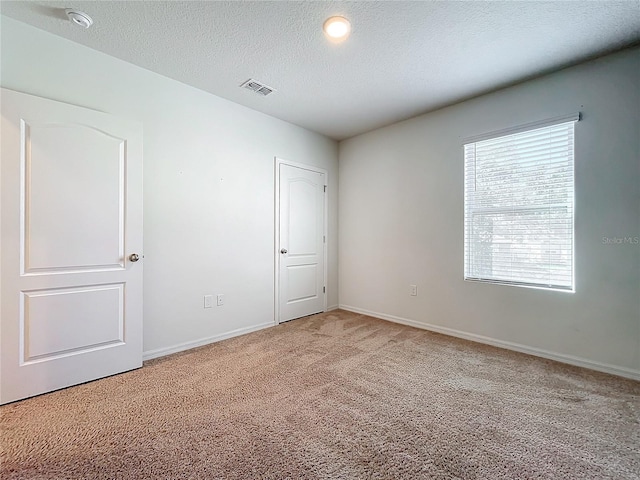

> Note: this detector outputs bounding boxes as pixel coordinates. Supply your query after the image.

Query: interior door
[278,162,326,323]
[0,88,143,404]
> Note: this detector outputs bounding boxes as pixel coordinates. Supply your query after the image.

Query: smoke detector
[240,79,276,97]
[65,9,93,28]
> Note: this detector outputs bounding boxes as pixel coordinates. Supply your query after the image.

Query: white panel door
[278,162,326,322]
[0,88,143,404]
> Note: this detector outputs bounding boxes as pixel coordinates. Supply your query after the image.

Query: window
[464,114,579,291]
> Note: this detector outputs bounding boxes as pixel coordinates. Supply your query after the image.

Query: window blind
[464,117,578,291]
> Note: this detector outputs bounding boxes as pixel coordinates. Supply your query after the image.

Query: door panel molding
[21,119,127,274]
[20,283,125,364]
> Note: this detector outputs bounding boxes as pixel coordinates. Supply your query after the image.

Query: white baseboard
[143,322,273,361]
[339,304,640,381]
[327,304,340,311]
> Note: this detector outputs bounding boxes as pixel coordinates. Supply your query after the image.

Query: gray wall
[339,47,640,378]
[1,17,339,358]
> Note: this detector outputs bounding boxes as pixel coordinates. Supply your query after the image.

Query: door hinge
[324,185,327,192]
[323,235,326,243]
[323,286,326,293]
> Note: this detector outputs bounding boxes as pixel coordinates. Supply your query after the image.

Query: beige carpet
[1,310,639,479]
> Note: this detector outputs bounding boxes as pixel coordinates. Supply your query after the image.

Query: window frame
[463,114,580,293]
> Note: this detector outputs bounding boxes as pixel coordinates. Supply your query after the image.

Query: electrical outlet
[216,294,224,306]
[410,285,418,296]
[204,295,213,308]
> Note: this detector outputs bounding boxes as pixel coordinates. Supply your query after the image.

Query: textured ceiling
[2,1,639,140]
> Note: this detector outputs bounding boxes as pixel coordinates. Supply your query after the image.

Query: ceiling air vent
[240,79,276,97]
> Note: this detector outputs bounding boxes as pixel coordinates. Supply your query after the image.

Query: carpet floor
[1,310,639,479]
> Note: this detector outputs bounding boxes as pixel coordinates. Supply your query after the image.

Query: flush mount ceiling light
[65,9,93,28]
[323,16,351,41]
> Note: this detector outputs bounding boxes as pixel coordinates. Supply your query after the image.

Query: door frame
[274,157,328,325]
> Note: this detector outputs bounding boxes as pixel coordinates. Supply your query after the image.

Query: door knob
[129,253,140,262]
[280,249,287,254]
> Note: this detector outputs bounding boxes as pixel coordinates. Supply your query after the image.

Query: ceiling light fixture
[65,9,93,28]
[323,16,351,41]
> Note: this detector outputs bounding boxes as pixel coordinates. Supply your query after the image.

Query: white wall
[339,47,640,378]
[1,17,339,357]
